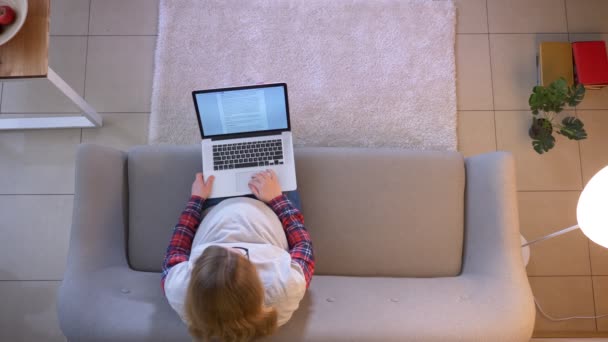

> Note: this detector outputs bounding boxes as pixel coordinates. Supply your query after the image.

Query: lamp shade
[577,166,608,248]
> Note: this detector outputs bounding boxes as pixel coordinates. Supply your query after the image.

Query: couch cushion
[127,146,464,277]
[128,145,202,271]
[265,275,533,342]
[295,148,464,277]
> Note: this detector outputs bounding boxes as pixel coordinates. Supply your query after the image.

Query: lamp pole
[521,224,580,248]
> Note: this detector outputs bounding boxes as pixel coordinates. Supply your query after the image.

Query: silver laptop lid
[192,83,291,141]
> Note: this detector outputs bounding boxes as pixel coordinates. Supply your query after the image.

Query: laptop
[192,83,297,199]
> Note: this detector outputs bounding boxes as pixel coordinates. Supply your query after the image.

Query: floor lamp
[522,165,608,255]
[521,165,608,320]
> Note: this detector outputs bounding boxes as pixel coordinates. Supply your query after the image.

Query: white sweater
[164,197,307,326]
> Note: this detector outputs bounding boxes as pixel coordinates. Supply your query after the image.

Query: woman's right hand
[191,172,215,200]
[248,169,282,203]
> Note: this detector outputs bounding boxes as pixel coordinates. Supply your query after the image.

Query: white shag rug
[149,0,457,151]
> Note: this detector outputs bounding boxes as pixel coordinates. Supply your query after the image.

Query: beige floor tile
[488,0,567,33]
[0,129,81,194]
[456,34,494,110]
[457,111,496,156]
[578,110,608,185]
[89,0,159,35]
[593,276,608,331]
[84,36,156,113]
[590,240,608,276]
[50,0,90,35]
[529,276,596,333]
[519,191,590,276]
[82,113,150,151]
[1,37,87,113]
[577,88,608,111]
[0,281,65,341]
[566,0,608,33]
[568,34,608,110]
[495,111,583,191]
[490,34,569,110]
[454,0,488,33]
[0,196,73,280]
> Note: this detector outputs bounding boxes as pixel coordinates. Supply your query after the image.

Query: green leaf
[529,93,537,106]
[551,78,568,95]
[532,135,555,154]
[529,117,556,154]
[532,86,545,96]
[558,116,588,140]
[567,84,585,107]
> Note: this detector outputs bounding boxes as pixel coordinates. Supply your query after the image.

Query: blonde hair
[185,245,278,342]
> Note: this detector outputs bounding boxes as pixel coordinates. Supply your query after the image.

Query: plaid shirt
[161,194,315,291]
[268,195,315,288]
[161,195,204,291]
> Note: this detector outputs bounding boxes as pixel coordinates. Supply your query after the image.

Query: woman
[161,170,314,341]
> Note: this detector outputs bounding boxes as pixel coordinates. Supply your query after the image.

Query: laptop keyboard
[212,139,284,171]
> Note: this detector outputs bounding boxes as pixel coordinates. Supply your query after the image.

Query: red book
[572,41,608,87]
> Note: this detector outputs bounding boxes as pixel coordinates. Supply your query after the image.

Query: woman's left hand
[248,169,282,203]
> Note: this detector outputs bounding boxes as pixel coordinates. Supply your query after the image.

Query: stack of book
[572,41,608,89]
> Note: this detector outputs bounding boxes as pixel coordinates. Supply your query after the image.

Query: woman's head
[185,245,277,342]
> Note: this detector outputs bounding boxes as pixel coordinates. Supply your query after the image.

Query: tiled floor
[1,0,608,340]
[0,1,156,340]
[455,0,608,337]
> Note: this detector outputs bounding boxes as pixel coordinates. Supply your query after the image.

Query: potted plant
[528,77,587,154]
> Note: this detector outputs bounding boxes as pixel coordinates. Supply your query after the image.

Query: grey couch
[58,144,535,342]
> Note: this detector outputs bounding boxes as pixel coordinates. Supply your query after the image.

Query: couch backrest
[294,148,464,277]
[128,146,464,277]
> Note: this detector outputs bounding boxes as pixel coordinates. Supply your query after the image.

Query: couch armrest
[461,152,535,336]
[58,144,128,339]
[58,144,190,341]
[462,152,525,277]
[63,144,129,273]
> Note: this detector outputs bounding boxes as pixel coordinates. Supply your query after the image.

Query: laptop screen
[193,84,290,138]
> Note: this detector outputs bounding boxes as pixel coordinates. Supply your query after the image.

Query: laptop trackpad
[236,171,256,193]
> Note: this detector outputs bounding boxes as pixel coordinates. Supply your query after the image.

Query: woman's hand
[248,169,282,203]
[191,172,215,200]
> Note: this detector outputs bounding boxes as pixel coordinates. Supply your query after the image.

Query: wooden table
[0,0,102,130]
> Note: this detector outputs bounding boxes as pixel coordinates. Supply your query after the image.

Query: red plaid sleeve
[161,195,205,292]
[269,194,315,288]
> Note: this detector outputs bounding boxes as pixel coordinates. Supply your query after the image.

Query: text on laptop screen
[195,85,288,136]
